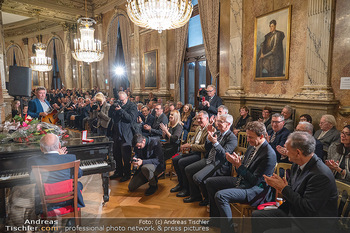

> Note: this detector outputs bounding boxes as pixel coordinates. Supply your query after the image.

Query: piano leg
[0,188,6,224]
[101,172,110,204]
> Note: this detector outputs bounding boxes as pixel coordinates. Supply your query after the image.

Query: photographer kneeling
[129,134,164,196]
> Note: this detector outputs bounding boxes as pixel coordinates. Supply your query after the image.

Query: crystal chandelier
[126,0,193,33]
[30,11,52,72]
[72,17,104,64]
[30,42,52,72]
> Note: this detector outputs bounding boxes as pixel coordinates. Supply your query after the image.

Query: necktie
[206,133,223,164]
[270,132,277,143]
[235,147,256,187]
[209,96,213,103]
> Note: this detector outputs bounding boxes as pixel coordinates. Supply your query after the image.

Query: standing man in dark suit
[109,91,138,182]
[205,121,276,233]
[28,86,53,119]
[267,113,290,162]
[252,132,338,233]
[183,114,237,205]
[129,134,164,196]
[27,134,85,214]
[198,85,222,118]
[143,104,168,138]
[314,114,340,151]
[137,106,155,137]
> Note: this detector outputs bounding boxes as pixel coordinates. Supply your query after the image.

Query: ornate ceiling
[1,0,126,40]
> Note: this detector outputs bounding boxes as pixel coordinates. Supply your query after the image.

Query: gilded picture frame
[253,6,291,81]
[143,50,158,89]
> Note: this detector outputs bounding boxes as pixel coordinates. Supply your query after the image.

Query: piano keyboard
[0,160,110,181]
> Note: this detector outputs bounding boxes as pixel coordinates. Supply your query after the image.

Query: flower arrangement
[0,115,68,143]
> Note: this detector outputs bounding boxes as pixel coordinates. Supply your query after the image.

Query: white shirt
[40,100,50,113]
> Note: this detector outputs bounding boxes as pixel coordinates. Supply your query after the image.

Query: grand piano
[0,136,115,219]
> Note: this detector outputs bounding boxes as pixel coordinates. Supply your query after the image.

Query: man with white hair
[183,114,237,206]
[281,105,294,132]
[314,114,340,151]
[27,134,85,215]
[198,85,223,118]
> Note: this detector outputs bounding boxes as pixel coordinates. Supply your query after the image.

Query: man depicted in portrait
[256,19,285,77]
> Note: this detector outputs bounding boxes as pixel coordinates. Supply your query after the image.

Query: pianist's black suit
[27,153,85,214]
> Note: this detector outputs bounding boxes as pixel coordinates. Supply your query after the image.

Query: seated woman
[160,110,183,160]
[259,106,272,131]
[181,104,193,142]
[231,106,252,136]
[326,125,350,182]
[11,100,21,118]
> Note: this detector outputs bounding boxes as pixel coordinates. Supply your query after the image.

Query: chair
[235,132,249,156]
[32,160,81,232]
[274,162,292,200]
[336,180,350,231]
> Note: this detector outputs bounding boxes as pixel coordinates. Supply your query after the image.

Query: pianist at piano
[27,134,85,214]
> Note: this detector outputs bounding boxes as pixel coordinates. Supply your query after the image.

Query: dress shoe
[199,198,209,206]
[109,173,122,179]
[183,196,202,203]
[176,190,190,197]
[170,184,182,193]
[120,176,130,182]
[145,184,158,196]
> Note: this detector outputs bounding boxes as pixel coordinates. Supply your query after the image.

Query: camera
[112,99,123,108]
[198,88,208,102]
[91,103,99,110]
[131,158,138,175]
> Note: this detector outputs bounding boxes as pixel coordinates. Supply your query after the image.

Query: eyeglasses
[154,108,161,110]
[341,131,350,137]
[216,120,227,124]
[271,121,283,124]
[207,90,214,92]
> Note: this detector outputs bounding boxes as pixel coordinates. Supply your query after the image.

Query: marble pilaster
[96,15,105,90]
[295,0,335,100]
[63,23,73,89]
[226,0,245,96]
[22,38,29,67]
[0,3,13,122]
[158,30,169,95]
[132,25,141,94]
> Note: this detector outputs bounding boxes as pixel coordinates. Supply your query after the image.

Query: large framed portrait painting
[253,6,291,81]
[143,50,158,88]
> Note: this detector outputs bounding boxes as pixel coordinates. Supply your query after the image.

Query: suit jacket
[280,155,338,219]
[314,127,340,151]
[109,100,138,144]
[198,94,222,118]
[141,114,155,136]
[236,140,276,203]
[27,153,85,214]
[97,102,111,128]
[150,113,168,137]
[190,126,209,158]
[204,130,237,176]
[284,118,294,132]
[268,127,290,162]
[28,98,51,118]
[134,137,164,172]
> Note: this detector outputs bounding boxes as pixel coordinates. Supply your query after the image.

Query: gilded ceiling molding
[94,13,103,24]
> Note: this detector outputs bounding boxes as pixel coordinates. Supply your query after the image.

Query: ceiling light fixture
[126,0,193,33]
[72,0,104,64]
[30,10,52,72]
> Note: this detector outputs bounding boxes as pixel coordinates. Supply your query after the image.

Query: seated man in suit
[277,122,324,160]
[129,134,164,196]
[267,113,290,162]
[183,114,237,206]
[198,85,223,118]
[27,134,85,215]
[205,121,276,233]
[314,114,340,151]
[137,105,155,137]
[28,86,56,119]
[171,111,209,197]
[281,105,294,132]
[143,104,168,138]
[252,132,338,233]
